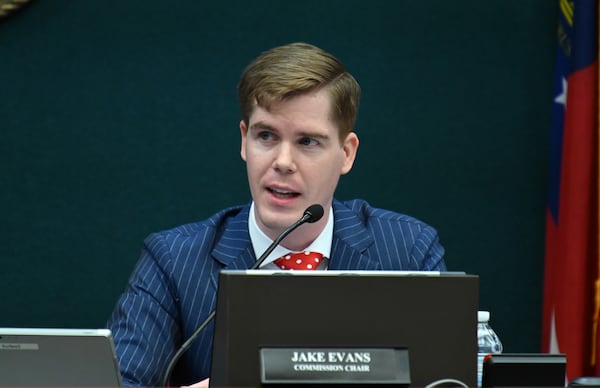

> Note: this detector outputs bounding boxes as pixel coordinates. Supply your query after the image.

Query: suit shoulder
[146,204,248,242]
[338,198,433,229]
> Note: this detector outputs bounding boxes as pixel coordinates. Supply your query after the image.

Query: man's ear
[240,120,248,161]
[340,131,359,175]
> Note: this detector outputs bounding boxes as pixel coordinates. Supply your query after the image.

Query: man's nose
[272,143,296,173]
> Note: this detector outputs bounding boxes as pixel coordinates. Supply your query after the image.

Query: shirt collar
[249,202,333,267]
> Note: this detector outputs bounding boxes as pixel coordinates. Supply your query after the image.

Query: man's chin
[258,211,302,235]
[265,217,299,232]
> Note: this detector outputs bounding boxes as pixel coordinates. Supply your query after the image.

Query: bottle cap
[478,310,490,322]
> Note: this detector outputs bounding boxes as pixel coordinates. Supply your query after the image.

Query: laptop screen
[210,270,479,387]
[0,328,122,387]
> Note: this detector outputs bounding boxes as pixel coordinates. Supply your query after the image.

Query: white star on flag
[554,77,568,107]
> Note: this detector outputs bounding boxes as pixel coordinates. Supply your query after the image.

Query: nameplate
[260,347,410,384]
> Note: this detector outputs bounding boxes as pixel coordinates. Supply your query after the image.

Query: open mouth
[268,187,300,199]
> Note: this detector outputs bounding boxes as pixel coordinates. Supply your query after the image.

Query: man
[107,42,446,387]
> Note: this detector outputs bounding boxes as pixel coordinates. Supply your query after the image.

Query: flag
[542,0,599,381]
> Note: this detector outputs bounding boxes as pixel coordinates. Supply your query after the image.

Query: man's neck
[277,219,326,252]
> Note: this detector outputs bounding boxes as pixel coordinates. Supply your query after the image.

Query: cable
[424,378,469,388]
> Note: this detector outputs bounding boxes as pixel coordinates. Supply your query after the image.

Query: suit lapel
[211,204,256,270]
[328,200,381,270]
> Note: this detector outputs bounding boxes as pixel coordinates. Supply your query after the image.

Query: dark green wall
[1,0,557,353]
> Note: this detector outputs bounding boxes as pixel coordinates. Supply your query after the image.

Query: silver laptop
[0,328,123,387]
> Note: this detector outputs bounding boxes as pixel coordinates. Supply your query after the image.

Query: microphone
[161,204,324,386]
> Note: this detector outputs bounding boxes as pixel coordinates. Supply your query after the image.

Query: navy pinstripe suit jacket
[107,198,446,386]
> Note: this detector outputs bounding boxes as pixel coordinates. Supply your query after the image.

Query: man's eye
[299,137,319,146]
[258,131,274,141]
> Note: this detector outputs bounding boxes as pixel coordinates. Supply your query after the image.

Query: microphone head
[304,204,324,223]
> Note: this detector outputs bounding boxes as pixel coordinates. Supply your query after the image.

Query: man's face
[240,88,359,240]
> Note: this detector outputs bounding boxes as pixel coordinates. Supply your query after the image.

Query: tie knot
[274,251,324,270]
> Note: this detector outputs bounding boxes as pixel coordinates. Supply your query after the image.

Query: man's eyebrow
[299,131,330,141]
[249,122,277,132]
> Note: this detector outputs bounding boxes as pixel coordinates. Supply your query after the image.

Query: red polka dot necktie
[274,251,324,270]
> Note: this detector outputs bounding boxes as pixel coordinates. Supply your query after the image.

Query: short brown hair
[237,42,361,141]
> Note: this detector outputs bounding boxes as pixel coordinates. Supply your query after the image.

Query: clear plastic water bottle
[477,310,503,387]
